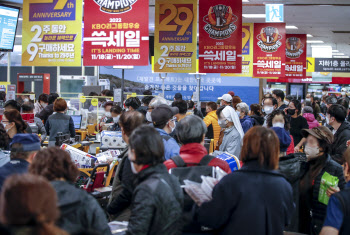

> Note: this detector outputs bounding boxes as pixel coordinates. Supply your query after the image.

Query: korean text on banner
[222,23,253,77]
[253,23,286,78]
[154,0,197,73]
[199,0,242,74]
[22,0,82,66]
[83,0,149,66]
[285,34,307,78]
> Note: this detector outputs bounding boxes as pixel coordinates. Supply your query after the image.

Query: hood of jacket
[240,115,251,123]
[250,115,264,125]
[51,180,85,209]
[179,143,208,160]
[303,113,316,122]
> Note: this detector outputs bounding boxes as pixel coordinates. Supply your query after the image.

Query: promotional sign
[285,34,307,78]
[222,23,253,77]
[315,58,350,72]
[265,4,284,22]
[84,0,149,66]
[154,0,197,73]
[22,0,82,66]
[0,4,20,52]
[253,23,286,78]
[307,57,315,73]
[198,0,242,74]
[6,84,15,101]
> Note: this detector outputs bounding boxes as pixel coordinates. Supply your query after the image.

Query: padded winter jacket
[303,113,320,129]
[331,121,350,164]
[203,110,221,146]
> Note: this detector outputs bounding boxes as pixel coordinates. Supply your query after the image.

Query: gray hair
[149,96,168,109]
[176,115,207,145]
[236,102,249,115]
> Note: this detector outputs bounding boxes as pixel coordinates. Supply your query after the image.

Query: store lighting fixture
[286,25,298,29]
[18,18,22,21]
[333,56,350,58]
[332,50,339,52]
[242,14,266,18]
[332,53,344,55]
[307,40,324,44]
[307,34,313,37]
[16,35,22,38]
[242,0,249,2]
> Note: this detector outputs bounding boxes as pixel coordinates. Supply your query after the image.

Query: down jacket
[203,110,221,146]
[303,113,320,129]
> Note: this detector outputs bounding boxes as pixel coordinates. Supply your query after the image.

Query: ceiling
[3,0,350,58]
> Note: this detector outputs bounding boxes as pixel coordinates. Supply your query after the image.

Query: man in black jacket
[327,104,350,164]
[35,93,59,124]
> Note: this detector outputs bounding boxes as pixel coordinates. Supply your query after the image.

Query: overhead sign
[0,5,20,52]
[265,4,284,23]
[154,0,197,73]
[22,0,82,66]
[198,0,242,74]
[83,0,149,66]
[315,58,350,73]
[285,34,307,78]
[253,23,286,78]
[307,57,315,72]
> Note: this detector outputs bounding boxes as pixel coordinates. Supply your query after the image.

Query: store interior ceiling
[2,0,350,59]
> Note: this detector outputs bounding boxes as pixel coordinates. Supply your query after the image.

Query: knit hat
[303,106,313,114]
[271,127,291,152]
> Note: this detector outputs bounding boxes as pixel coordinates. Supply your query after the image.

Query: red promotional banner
[198,0,242,73]
[83,0,149,66]
[285,34,307,78]
[253,23,286,77]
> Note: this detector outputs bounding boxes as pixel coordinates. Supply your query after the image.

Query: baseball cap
[218,94,232,103]
[174,93,182,100]
[151,104,179,127]
[228,91,235,97]
[341,88,347,92]
[10,134,41,152]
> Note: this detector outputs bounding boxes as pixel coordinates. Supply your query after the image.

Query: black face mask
[287,109,296,116]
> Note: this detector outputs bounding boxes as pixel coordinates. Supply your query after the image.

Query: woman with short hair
[29,148,111,235]
[195,126,294,235]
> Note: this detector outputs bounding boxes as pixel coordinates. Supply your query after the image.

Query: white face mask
[264,106,273,115]
[326,116,330,125]
[23,98,29,102]
[305,98,311,102]
[304,145,320,159]
[125,108,129,112]
[341,92,346,96]
[169,120,176,133]
[236,111,241,117]
[218,119,227,128]
[272,122,285,128]
[284,100,289,106]
[42,103,48,108]
[105,112,112,118]
[322,92,327,95]
[130,161,138,174]
[146,111,152,122]
[113,116,120,123]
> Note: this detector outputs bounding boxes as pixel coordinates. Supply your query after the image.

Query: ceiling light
[307,40,324,44]
[18,18,22,21]
[332,53,344,55]
[242,14,266,18]
[16,35,22,38]
[333,56,350,58]
[242,0,249,2]
[307,34,313,37]
[332,50,339,52]
[286,25,298,29]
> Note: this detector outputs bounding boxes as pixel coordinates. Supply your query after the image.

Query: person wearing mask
[146,96,168,123]
[174,93,182,101]
[306,93,321,121]
[231,96,242,110]
[96,101,114,132]
[34,93,49,115]
[262,97,278,126]
[107,111,145,221]
[203,102,220,146]
[218,94,232,107]
[16,91,30,105]
[0,174,68,235]
[340,88,350,102]
[327,104,350,164]
[45,98,75,147]
[109,105,123,131]
[139,94,154,116]
[194,126,294,235]
[151,105,180,160]
[236,102,254,133]
[2,110,31,145]
[303,106,320,129]
[0,134,40,191]
[36,92,59,124]
[172,100,188,122]
[125,97,141,112]
[0,125,9,167]
[298,126,345,235]
[285,95,294,106]
[187,100,204,119]
[22,102,47,142]
[321,95,328,115]
[213,105,244,158]
[321,147,350,235]
[272,89,288,110]
[126,125,183,235]
[337,98,350,122]
[29,148,111,235]
[287,99,309,149]
[249,103,264,126]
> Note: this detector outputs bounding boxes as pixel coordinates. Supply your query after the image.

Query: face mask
[2,122,7,130]
[304,145,320,159]
[236,111,241,117]
[23,98,29,102]
[284,100,289,106]
[287,109,296,116]
[146,112,152,122]
[130,161,138,174]
[169,120,176,133]
[113,116,120,123]
[305,98,311,102]
[42,103,48,108]
[125,108,129,112]
[322,92,327,95]
[326,116,330,125]
[105,112,112,118]
[218,119,227,128]
[263,106,273,115]
[272,122,285,128]
[341,92,346,96]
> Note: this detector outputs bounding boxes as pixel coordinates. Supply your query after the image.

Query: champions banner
[22,0,82,66]
[199,0,242,74]
[154,0,197,73]
[253,23,286,78]
[83,0,149,66]
[285,34,307,78]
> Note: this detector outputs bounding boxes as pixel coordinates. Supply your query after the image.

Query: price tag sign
[80,96,86,103]
[154,0,197,73]
[91,98,98,106]
[114,88,122,103]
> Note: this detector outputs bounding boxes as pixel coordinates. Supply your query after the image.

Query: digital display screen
[71,115,82,129]
[0,4,20,52]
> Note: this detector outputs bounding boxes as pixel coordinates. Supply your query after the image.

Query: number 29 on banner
[154,0,197,73]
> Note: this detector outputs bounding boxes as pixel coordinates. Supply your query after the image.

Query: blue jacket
[195,160,294,235]
[156,128,180,160]
[45,112,75,142]
[0,159,29,191]
[240,115,254,133]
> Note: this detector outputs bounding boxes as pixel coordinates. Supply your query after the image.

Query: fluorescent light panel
[16,35,22,38]
[286,25,298,29]
[332,50,339,52]
[307,34,313,37]
[333,56,349,58]
[332,53,344,55]
[242,14,265,18]
[18,18,22,21]
[243,0,249,2]
[307,40,324,43]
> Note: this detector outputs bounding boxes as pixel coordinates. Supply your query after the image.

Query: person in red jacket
[164,115,231,174]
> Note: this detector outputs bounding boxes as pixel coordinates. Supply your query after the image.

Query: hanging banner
[154,0,197,73]
[83,0,149,66]
[285,34,307,78]
[222,23,253,77]
[22,0,82,66]
[198,0,242,74]
[253,23,286,78]
[315,58,350,72]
